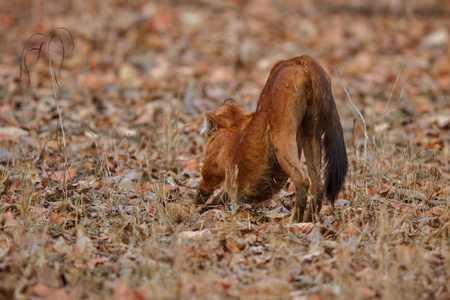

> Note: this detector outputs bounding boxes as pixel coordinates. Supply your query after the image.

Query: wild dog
[194,55,348,222]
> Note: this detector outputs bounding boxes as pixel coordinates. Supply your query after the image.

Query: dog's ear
[223,98,237,105]
[200,112,221,137]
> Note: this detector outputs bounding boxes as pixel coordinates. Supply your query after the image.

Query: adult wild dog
[194,55,347,222]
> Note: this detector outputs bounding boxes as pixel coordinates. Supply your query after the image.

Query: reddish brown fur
[194,56,348,222]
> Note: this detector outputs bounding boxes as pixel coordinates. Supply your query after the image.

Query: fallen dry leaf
[0,233,11,259]
[359,286,375,298]
[300,250,322,263]
[378,184,391,195]
[25,283,71,300]
[181,158,200,172]
[72,227,95,259]
[430,206,444,217]
[356,267,375,280]
[242,278,290,299]
[48,169,78,182]
[225,236,241,253]
[178,229,211,240]
[289,222,314,234]
[52,236,72,254]
[88,256,107,268]
[0,126,28,138]
[166,202,192,222]
[344,221,359,235]
[113,281,133,300]
[396,188,427,201]
[197,209,226,228]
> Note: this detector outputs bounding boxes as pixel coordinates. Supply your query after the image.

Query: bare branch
[20,32,46,76]
[386,57,407,111]
[336,68,369,166]
[23,45,48,84]
[20,27,74,85]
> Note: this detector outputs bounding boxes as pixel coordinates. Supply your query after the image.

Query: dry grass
[0,100,448,299]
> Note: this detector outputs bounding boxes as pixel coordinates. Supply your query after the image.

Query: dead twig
[20,28,74,199]
[336,68,369,168]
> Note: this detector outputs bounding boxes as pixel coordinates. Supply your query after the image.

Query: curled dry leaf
[258,199,278,209]
[265,211,290,223]
[242,278,290,299]
[181,158,200,172]
[166,202,192,222]
[435,114,450,129]
[116,177,137,192]
[2,216,20,232]
[178,229,211,240]
[48,169,77,183]
[344,221,359,235]
[0,233,11,259]
[225,236,241,254]
[197,209,226,228]
[235,211,255,219]
[421,225,434,235]
[378,184,391,195]
[1,209,13,224]
[441,211,450,223]
[380,199,416,211]
[87,256,107,268]
[52,236,72,254]
[0,126,28,138]
[25,283,51,298]
[359,286,375,298]
[74,258,86,269]
[317,240,340,252]
[300,250,322,263]
[430,206,444,217]
[289,222,314,234]
[356,267,375,280]
[113,281,133,300]
[25,283,71,300]
[147,183,179,193]
[368,185,377,195]
[396,188,427,201]
[72,227,95,259]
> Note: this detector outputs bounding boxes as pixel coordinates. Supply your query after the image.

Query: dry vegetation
[0,0,449,299]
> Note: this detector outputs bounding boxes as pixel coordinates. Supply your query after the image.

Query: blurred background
[0,0,449,160]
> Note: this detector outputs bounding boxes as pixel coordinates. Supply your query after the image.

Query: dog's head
[200,98,254,139]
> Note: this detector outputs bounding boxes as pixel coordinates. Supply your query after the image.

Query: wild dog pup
[194,55,347,222]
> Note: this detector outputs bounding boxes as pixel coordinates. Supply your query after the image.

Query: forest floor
[0,0,449,299]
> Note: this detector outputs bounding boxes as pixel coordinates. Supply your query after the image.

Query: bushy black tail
[322,110,348,204]
[297,55,348,204]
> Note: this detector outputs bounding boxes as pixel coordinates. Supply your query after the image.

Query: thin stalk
[336,68,369,168]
